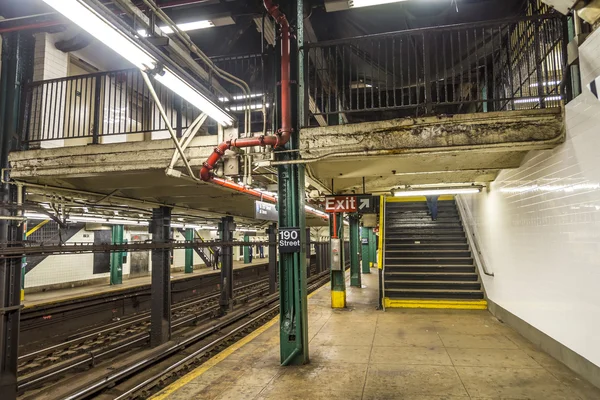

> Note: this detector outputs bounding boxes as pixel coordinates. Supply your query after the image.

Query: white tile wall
[25,228,100,288]
[33,33,68,149]
[459,28,600,368]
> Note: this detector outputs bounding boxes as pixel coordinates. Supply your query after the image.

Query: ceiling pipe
[0,0,216,34]
[200,0,292,182]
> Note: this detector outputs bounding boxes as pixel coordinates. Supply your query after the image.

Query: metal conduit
[200,0,292,182]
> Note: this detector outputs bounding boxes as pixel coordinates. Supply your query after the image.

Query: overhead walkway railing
[302,14,570,126]
[20,68,217,145]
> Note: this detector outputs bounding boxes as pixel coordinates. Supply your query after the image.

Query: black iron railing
[21,69,208,144]
[303,14,569,126]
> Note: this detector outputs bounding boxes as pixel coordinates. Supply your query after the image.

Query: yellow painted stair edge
[384,298,488,310]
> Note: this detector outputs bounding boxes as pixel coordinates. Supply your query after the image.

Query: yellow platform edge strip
[151,281,329,400]
[384,298,488,310]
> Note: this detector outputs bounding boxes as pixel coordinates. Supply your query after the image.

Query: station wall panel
[459,27,600,370]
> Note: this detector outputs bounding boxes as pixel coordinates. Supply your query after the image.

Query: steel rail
[17,279,272,393]
[55,271,329,400]
[18,278,267,364]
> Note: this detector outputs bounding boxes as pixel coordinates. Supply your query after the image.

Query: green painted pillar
[349,214,361,287]
[361,225,370,274]
[110,225,124,285]
[275,0,308,366]
[369,229,377,268]
[21,221,26,301]
[243,234,251,263]
[185,228,194,273]
[330,212,346,308]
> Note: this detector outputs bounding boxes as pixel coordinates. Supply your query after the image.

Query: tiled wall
[25,228,98,288]
[459,27,600,368]
[25,227,216,289]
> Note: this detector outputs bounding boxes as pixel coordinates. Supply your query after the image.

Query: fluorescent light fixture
[236,228,258,232]
[219,93,264,102]
[24,213,51,220]
[155,68,234,126]
[514,95,562,104]
[137,20,214,37]
[350,82,373,89]
[226,103,270,112]
[43,0,155,71]
[393,187,482,197]
[529,81,560,87]
[43,0,234,127]
[108,219,149,226]
[349,0,410,8]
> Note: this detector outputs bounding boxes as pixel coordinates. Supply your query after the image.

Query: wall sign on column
[279,227,301,253]
[255,200,278,221]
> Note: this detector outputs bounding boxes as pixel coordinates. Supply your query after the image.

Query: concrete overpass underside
[8,138,327,226]
[298,108,565,194]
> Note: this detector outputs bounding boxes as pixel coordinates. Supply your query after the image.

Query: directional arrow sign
[357,195,378,214]
[358,197,371,211]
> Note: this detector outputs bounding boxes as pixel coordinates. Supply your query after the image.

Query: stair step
[386,257,473,266]
[385,264,476,273]
[386,230,465,235]
[386,222,462,227]
[385,280,482,290]
[386,288,484,300]
[386,243,470,250]
[384,272,479,281]
[386,250,472,258]
[386,237,468,244]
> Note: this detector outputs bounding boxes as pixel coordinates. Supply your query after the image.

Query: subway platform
[22,258,270,309]
[152,272,600,400]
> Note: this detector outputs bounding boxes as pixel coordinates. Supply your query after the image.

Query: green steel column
[243,234,250,263]
[185,228,194,273]
[349,214,361,287]
[330,212,346,308]
[361,225,370,274]
[275,0,308,366]
[110,225,124,285]
[369,230,377,268]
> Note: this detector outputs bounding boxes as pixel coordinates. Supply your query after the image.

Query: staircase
[383,198,486,309]
[177,229,214,268]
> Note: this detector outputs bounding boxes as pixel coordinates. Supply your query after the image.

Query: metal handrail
[455,195,494,277]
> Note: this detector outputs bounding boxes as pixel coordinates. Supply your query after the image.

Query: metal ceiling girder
[110,0,232,98]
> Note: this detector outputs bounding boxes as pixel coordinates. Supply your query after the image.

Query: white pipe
[141,70,198,180]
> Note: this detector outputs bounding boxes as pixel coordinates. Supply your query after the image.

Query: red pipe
[0,20,62,34]
[332,213,338,239]
[211,177,277,203]
[200,0,292,182]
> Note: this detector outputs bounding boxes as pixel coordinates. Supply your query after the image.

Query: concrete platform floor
[152,272,600,400]
[23,257,270,308]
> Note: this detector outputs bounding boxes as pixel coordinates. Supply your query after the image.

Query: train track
[17,278,271,394]
[20,270,331,400]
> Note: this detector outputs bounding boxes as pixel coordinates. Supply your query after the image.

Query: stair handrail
[455,196,494,277]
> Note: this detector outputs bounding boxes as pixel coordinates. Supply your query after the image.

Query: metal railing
[303,14,569,126]
[21,69,207,144]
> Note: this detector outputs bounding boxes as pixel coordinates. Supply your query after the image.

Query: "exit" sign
[325,196,357,213]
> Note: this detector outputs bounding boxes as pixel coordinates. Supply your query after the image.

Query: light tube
[43,0,234,127]
[514,95,562,104]
[43,0,156,71]
[155,69,234,126]
[349,0,411,8]
[137,20,215,37]
[393,187,482,197]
